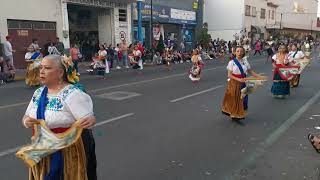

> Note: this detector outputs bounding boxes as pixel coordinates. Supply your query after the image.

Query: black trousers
[0,61,4,72]
[254,50,261,55]
[82,129,97,180]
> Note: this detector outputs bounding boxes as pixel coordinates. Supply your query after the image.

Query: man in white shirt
[114,44,121,69]
[3,35,15,70]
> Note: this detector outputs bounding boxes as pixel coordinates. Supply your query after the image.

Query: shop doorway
[68,4,111,60]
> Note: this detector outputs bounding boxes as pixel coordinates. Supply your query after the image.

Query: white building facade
[0,0,132,68]
[204,0,320,42]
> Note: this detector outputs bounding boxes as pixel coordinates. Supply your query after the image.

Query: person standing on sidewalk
[106,44,114,69]
[98,44,109,76]
[3,35,15,71]
[70,44,80,76]
[120,40,129,68]
[0,57,5,85]
[254,40,262,56]
[55,37,65,55]
[30,38,40,52]
[114,44,122,69]
[266,43,274,63]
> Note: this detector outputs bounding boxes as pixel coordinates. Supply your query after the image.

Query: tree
[197,22,212,48]
[157,34,165,53]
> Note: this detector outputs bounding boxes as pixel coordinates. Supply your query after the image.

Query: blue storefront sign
[141,3,170,23]
[141,2,197,25]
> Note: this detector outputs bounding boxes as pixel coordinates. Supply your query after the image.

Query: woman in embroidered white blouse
[288,43,304,88]
[221,47,261,121]
[22,55,97,179]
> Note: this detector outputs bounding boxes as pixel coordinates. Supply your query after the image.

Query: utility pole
[137,0,143,43]
[150,0,153,52]
[280,13,283,30]
[195,0,203,47]
[311,19,313,35]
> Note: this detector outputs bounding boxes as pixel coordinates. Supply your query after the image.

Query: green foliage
[197,22,212,47]
[157,34,165,53]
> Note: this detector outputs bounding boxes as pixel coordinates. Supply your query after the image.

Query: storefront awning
[66,0,134,8]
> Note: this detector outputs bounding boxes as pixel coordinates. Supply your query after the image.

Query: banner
[141,3,170,23]
[277,66,300,80]
[140,3,197,25]
[294,59,311,74]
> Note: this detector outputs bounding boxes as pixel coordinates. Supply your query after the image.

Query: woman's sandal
[307,134,320,153]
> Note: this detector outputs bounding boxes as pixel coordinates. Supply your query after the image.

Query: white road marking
[0,102,29,110]
[0,67,221,110]
[0,113,135,158]
[89,67,221,93]
[0,146,23,158]
[170,85,224,103]
[0,59,263,110]
[94,113,135,127]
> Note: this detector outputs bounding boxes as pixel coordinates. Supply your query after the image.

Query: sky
[318,1,320,17]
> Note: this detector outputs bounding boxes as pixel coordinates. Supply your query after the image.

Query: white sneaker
[125,66,130,68]
[77,73,80,76]
[116,66,121,69]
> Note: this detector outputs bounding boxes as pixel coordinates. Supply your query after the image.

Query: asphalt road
[0,53,320,180]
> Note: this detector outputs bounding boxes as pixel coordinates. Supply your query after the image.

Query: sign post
[137,0,144,43]
[120,31,126,41]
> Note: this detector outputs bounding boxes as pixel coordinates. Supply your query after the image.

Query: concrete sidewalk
[13,59,195,80]
[14,61,92,81]
[227,95,320,180]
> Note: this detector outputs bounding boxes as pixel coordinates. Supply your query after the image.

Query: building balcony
[267,2,278,8]
[265,22,280,29]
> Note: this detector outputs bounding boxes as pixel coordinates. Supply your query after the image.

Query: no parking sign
[120,31,126,41]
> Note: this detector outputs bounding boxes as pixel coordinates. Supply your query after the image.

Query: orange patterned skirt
[221,79,247,119]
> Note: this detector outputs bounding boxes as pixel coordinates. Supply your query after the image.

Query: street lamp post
[280,13,283,30]
[150,0,153,51]
[311,19,313,35]
[137,0,144,43]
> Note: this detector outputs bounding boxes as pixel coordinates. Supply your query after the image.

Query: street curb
[14,76,25,81]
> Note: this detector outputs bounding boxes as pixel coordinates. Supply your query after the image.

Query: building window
[20,21,33,29]
[119,9,127,22]
[272,10,275,20]
[33,22,45,30]
[245,5,251,16]
[268,10,271,19]
[252,7,257,17]
[261,8,266,19]
[44,23,56,30]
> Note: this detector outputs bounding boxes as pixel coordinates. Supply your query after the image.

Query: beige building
[0,0,132,68]
[243,0,278,42]
[270,0,320,39]
[204,0,320,42]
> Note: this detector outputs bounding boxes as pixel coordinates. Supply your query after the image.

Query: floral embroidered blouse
[227,59,251,75]
[25,85,94,129]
